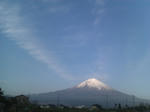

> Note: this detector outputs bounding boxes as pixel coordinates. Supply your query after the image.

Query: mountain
[76,78,111,90]
[29,78,149,107]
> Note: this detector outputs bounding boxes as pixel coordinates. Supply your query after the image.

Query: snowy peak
[76,78,111,90]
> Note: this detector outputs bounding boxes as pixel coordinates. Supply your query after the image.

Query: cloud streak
[91,0,105,25]
[0,2,73,80]
[48,5,70,13]
[38,0,70,13]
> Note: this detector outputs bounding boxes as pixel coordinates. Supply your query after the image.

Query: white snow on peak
[76,78,111,90]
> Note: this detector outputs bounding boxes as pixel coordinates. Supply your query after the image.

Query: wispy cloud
[39,0,62,3]
[91,0,106,25]
[0,2,73,80]
[38,0,70,13]
[48,5,70,13]
[91,55,109,81]
[95,0,104,5]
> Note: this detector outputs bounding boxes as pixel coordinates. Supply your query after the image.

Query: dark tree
[118,103,122,109]
[0,88,4,96]
[0,88,5,103]
[92,104,103,110]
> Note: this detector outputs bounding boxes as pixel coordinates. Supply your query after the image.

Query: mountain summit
[76,78,111,90]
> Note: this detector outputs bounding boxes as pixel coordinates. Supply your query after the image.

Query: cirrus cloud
[0,2,73,80]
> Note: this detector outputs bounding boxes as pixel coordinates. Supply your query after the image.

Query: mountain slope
[29,78,149,107]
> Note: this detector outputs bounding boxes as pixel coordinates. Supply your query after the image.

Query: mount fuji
[29,78,149,107]
[76,78,111,90]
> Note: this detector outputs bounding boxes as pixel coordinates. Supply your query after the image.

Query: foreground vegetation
[0,88,150,112]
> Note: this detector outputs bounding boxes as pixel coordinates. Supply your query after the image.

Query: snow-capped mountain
[29,78,149,107]
[76,78,111,90]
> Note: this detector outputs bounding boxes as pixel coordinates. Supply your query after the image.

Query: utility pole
[100,93,109,108]
[104,94,109,108]
[57,93,60,107]
[132,95,135,107]
[125,96,128,107]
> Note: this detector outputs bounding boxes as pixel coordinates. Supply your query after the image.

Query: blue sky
[1,0,150,99]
